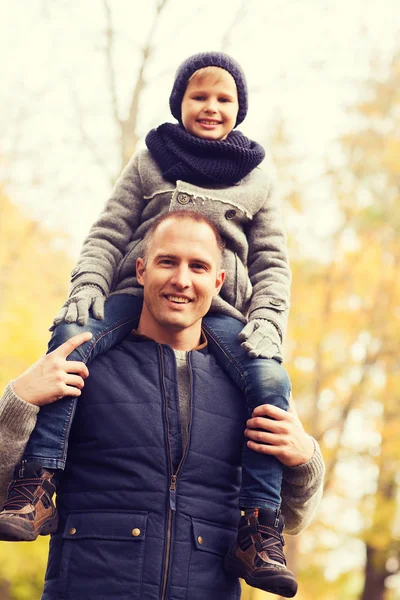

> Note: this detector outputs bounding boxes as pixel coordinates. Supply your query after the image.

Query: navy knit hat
[169,51,248,127]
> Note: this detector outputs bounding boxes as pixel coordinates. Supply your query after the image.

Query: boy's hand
[50,284,105,330]
[12,332,92,407]
[244,397,315,467]
[238,319,282,361]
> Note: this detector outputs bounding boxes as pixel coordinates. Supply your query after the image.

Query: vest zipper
[159,348,180,600]
[159,347,193,600]
[161,474,178,600]
[169,474,177,511]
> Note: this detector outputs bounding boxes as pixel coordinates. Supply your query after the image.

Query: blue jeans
[203,315,290,510]
[23,295,143,470]
[24,296,290,509]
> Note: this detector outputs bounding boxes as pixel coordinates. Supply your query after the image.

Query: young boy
[0,52,297,597]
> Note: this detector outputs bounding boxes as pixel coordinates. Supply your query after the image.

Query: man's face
[181,68,239,141]
[136,218,225,345]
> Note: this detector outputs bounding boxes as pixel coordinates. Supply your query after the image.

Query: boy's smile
[181,68,239,141]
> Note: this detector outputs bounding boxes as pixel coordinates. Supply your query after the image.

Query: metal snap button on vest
[225,209,236,219]
[177,193,190,205]
[131,528,141,537]
[197,536,203,545]
[68,528,77,535]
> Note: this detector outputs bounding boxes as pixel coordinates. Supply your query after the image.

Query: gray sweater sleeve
[246,177,291,340]
[280,438,325,535]
[69,151,146,296]
[0,383,39,509]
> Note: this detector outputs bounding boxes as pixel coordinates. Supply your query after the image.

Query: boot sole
[0,512,59,542]
[224,553,298,598]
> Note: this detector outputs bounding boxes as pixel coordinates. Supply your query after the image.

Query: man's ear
[214,270,225,296]
[136,257,145,286]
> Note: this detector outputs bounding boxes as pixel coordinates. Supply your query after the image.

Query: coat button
[68,528,77,535]
[131,528,141,537]
[197,536,203,545]
[177,192,190,205]
[225,209,236,219]
[270,299,282,307]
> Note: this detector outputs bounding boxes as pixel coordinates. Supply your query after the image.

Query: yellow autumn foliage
[0,188,72,599]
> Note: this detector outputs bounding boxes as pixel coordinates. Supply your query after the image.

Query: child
[0,52,297,597]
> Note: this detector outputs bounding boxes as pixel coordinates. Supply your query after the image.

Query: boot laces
[257,523,286,565]
[3,477,45,511]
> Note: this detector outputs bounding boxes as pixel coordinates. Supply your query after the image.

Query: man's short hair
[141,210,225,263]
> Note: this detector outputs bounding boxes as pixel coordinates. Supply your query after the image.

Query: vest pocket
[57,511,147,600]
[186,517,241,600]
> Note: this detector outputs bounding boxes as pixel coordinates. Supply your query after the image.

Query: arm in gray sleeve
[280,439,325,535]
[70,151,146,296]
[0,383,39,509]
[246,178,291,340]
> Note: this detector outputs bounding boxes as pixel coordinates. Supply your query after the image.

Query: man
[0,212,324,600]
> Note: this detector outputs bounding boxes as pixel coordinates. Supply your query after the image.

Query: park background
[0,1,399,598]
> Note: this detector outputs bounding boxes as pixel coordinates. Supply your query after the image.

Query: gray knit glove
[238,319,283,361]
[49,284,105,330]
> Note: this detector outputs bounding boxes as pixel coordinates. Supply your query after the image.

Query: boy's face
[181,68,239,141]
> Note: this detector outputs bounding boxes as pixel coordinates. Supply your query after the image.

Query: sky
[1,0,399,255]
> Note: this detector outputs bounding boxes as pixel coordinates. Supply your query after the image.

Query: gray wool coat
[71,149,291,339]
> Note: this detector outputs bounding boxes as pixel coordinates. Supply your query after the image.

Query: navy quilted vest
[41,337,246,600]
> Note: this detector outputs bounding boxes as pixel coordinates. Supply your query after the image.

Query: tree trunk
[359,545,388,600]
[0,579,10,600]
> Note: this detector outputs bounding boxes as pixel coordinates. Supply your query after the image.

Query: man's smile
[164,295,191,304]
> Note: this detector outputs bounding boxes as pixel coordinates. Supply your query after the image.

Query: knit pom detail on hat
[169,51,248,127]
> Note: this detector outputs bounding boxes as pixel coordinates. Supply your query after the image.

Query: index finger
[251,403,287,420]
[53,332,93,359]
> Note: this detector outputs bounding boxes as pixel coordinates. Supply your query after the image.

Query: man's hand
[49,285,105,330]
[12,332,92,407]
[244,396,314,467]
[238,319,283,361]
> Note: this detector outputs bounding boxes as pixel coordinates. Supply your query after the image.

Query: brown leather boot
[224,507,298,598]
[0,461,58,541]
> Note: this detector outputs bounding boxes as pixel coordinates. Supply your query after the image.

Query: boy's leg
[25,294,142,470]
[203,313,289,508]
[203,313,298,598]
[0,294,142,542]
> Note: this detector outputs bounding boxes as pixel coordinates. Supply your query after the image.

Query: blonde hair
[188,66,235,88]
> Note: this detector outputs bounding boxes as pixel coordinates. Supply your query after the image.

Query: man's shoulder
[89,336,159,370]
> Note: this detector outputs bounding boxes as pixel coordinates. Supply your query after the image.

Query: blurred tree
[239,51,400,600]
[285,51,400,600]
[0,186,72,598]
[103,0,170,171]
[340,51,400,600]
